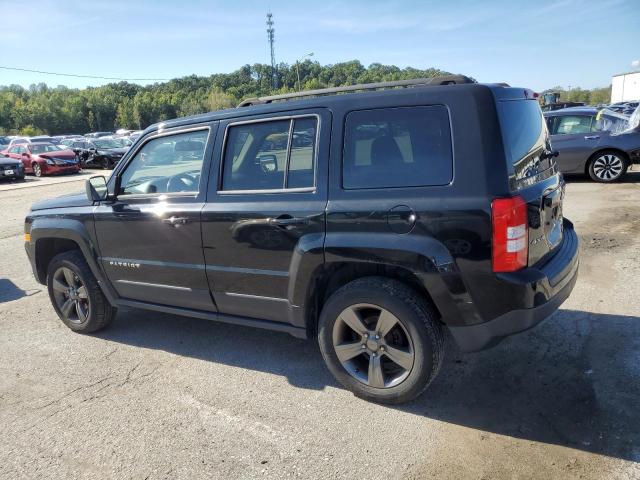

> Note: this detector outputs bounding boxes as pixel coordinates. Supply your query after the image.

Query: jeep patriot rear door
[201,109,330,325]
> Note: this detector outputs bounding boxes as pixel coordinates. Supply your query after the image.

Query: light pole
[296,52,314,92]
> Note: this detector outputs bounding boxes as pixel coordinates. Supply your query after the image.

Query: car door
[201,109,330,325]
[548,113,598,173]
[93,124,217,311]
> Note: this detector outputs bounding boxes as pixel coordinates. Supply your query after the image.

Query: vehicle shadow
[0,278,39,302]
[564,169,640,184]
[97,308,640,461]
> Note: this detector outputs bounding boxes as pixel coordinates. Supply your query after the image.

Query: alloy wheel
[33,163,42,177]
[593,154,623,181]
[332,303,415,389]
[51,267,90,324]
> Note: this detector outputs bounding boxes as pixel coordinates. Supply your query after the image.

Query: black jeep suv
[24,76,579,404]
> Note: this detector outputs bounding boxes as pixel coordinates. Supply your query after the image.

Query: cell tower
[266,12,277,89]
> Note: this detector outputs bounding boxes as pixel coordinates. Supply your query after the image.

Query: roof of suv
[144,79,532,135]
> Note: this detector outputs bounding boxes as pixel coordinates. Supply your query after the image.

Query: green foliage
[0,61,452,134]
[541,85,612,105]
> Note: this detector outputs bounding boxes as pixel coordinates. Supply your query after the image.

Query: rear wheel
[588,150,628,182]
[318,277,445,404]
[47,251,116,333]
[32,163,42,177]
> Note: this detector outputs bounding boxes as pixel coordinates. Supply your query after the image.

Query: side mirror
[21,152,29,157]
[86,176,109,202]
[259,154,278,174]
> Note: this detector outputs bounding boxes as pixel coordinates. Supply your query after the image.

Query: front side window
[221,116,317,191]
[342,106,453,189]
[119,130,209,195]
[552,115,594,135]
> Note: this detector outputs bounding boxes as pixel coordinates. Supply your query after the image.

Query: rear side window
[551,115,594,135]
[342,106,453,189]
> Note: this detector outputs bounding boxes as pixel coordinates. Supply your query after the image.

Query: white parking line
[0,171,104,192]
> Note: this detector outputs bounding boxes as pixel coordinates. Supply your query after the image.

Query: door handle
[584,135,600,140]
[162,216,190,226]
[269,215,308,226]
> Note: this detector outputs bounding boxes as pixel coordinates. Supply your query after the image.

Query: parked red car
[1,143,81,176]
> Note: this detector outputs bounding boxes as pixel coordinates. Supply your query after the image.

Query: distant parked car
[128,130,144,141]
[84,132,113,138]
[7,137,29,148]
[29,136,56,144]
[0,155,25,181]
[61,137,127,169]
[544,107,640,182]
[1,142,80,177]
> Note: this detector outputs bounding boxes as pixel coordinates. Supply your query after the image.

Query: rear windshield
[499,100,554,187]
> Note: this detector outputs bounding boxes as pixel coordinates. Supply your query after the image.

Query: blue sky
[1,0,638,91]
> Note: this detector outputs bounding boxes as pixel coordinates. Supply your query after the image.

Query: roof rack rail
[237,75,475,107]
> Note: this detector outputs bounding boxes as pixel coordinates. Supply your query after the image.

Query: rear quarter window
[499,100,547,168]
[342,106,453,189]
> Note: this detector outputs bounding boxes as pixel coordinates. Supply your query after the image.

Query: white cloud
[632,60,640,68]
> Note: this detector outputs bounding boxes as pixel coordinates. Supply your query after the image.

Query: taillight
[492,196,528,272]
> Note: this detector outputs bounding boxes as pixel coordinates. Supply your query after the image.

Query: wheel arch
[296,232,479,336]
[29,218,117,304]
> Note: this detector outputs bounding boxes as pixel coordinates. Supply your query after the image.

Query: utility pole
[296,52,314,92]
[267,12,277,90]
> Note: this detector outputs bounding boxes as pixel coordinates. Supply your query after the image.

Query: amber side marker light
[24,233,31,242]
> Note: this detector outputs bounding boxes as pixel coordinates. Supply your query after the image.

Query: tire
[46,250,116,333]
[318,277,445,404]
[32,163,42,177]
[100,157,110,170]
[588,150,628,183]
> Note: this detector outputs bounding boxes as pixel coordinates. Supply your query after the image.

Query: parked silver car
[544,107,640,182]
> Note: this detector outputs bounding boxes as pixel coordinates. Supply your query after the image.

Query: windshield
[93,139,120,149]
[30,144,64,154]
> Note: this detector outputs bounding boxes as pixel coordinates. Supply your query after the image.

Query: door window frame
[218,113,321,195]
[109,124,215,202]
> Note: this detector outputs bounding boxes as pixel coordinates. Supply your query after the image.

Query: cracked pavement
[1,172,639,479]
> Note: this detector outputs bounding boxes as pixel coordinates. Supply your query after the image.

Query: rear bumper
[448,219,579,352]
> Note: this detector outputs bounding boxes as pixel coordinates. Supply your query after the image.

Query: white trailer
[611,72,640,103]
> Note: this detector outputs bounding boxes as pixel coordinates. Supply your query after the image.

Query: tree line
[0,60,612,135]
[542,85,611,105]
[0,61,450,135]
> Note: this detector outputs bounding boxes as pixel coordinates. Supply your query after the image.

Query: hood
[30,191,91,211]
[0,157,21,166]
[39,150,77,160]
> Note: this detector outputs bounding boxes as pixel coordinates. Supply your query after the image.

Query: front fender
[27,216,117,303]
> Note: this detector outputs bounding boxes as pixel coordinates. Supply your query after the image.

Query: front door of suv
[94,124,217,311]
[201,110,330,325]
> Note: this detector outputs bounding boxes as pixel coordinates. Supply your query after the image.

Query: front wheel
[588,150,628,182]
[47,251,116,333]
[318,277,445,404]
[32,163,42,177]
